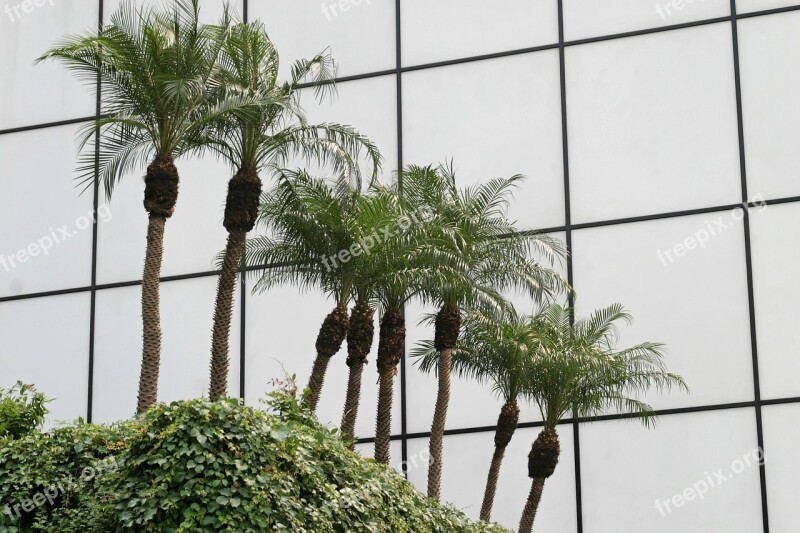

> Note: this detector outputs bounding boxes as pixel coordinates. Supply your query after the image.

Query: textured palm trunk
[209,167,261,402]
[374,308,405,464]
[518,428,561,533]
[136,154,178,414]
[208,231,245,401]
[306,305,350,411]
[518,478,546,533]
[427,303,461,500]
[340,301,375,447]
[479,401,520,522]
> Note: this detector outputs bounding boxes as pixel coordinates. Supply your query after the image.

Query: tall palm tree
[245,169,367,411]
[207,20,381,401]
[38,0,253,413]
[402,164,569,501]
[413,305,540,522]
[517,304,688,533]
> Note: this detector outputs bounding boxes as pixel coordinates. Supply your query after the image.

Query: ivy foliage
[0,389,508,532]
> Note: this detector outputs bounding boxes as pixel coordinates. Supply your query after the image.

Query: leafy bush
[0,391,508,532]
[0,382,49,440]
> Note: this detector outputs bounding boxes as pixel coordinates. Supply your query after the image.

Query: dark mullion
[86,0,104,424]
[239,0,249,403]
[556,1,583,531]
[394,0,409,477]
[729,1,770,531]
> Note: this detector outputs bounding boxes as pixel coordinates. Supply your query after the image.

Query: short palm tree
[413,304,540,522]
[207,20,381,401]
[338,190,397,446]
[38,0,252,413]
[517,304,688,533]
[245,169,367,411]
[402,164,569,501]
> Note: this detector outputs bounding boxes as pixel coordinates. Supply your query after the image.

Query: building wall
[2,1,800,531]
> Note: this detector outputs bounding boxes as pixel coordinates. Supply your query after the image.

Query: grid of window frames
[2,1,800,531]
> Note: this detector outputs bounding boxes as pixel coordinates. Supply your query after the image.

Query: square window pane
[749,203,800,400]
[738,11,800,200]
[401,0,558,66]
[0,0,97,129]
[92,277,241,422]
[580,409,763,533]
[96,153,233,284]
[406,429,578,532]
[0,126,93,297]
[403,53,566,230]
[567,25,741,223]
[245,285,402,439]
[0,293,90,425]
[563,0,729,41]
[250,0,396,79]
[572,214,754,409]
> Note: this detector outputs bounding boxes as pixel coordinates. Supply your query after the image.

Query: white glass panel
[245,285,402,438]
[0,0,97,129]
[572,213,754,409]
[567,24,741,223]
[761,403,800,532]
[401,0,558,66]
[0,293,90,425]
[749,203,800,400]
[403,52,565,230]
[563,0,729,41]
[300,74,399,178]
[738,11,800,200]
[580,409,762,533]
[406,428,577,532]
[353,440,402,468]
[250,0,395,79]
[0,126,94,297]
[92,277,240,422]
[96,153,233,284]
[737,0,800,13]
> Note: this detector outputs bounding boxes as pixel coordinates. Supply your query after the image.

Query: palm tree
[517,304,688,533]
[38,0,253,413]
[402,164,569,501]
[338,190,396,446]
[413,305,540,522]
[245,169,367,411]
[206,20,381,401]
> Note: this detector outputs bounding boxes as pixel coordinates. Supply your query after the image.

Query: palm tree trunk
[427,303,461,500]
[307,305,350,411]
[341,301,374,447]
[374,307,405,464]
[136,154,178,414]
[479,400,520,522]
[518,478,546,533]
[209,231,246,401]
[209,167,261,402]
[137,214,166,414]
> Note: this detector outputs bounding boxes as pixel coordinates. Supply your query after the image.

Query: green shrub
[0,391,508,532]
[0,382,49,440]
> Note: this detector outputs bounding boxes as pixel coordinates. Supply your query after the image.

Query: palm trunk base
[479,445,507,522]
[427,347,453,500]
[340,362,364,448]
[374,368,395,464]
